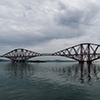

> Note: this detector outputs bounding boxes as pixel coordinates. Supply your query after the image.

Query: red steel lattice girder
[1,43,100,62]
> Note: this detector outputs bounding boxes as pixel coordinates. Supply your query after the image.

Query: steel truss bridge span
[1,43,100,63]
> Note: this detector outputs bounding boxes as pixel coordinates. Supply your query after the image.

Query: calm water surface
[0,62,100,100]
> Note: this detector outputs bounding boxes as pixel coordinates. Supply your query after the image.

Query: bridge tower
[1,48,41,62]
[87,43,91,63]
[79,44,84,63]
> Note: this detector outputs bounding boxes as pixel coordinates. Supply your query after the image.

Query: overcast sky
[0,0,100,55]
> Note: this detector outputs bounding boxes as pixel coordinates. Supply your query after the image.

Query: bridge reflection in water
[52,63,100,84]
[4,62,100,84]
[5,63,35,79]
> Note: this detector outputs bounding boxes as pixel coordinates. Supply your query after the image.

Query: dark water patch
[0,62,100,100]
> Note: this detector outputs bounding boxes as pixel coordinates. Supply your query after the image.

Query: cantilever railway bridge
[1,43,100,63]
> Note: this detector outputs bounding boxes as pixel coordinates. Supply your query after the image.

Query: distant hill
[27,60,46,62]
[45,60,77,62]
[28,60,77,62]
[0,59,10,62]
[0,59,77,62]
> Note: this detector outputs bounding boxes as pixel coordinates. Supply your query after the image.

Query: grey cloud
[56,2,100,27]
[23,5,33,11]
[55,10,83,28]
[0,0,100,54]
[58,1,67,10]
[0,0,86,47]
[0,30,45,47]
[40,24,83,40]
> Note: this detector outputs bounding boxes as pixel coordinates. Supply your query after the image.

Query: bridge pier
[79,61,92,64]
[79,61,84,63]
[87,61,92,64]
[11,60,26,63]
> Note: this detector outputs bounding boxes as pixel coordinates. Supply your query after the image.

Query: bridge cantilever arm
[1,43,100,62]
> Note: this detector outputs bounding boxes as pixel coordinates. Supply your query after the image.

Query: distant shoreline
[0,59,77,63]
[27,60,77,63]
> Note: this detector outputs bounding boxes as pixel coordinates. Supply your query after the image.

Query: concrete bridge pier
[79,61,84,64]
[79,61,92,64]
[11,60,26,63]
[87,61,92,64]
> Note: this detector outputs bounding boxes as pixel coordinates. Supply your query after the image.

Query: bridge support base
[87,61,92,64]
[79,61,92,64]
[79,61,84,63]
[11,60,26,63]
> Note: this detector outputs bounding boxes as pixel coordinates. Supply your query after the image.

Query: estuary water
[0,62,100,100]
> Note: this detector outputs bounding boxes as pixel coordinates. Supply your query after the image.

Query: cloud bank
[0,0,100,54]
